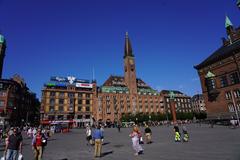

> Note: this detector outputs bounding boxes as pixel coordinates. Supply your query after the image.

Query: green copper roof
[225,16,233,28]
[169,91,175,100]
[101,86,129,93]
[0,35,4,44]
[205,71,215,78]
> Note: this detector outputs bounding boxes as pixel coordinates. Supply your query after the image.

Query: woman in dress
[129,126,143,156]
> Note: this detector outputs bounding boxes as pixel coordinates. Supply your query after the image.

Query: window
[139,105,142,112]
[59,106,64,111]
[0,100,4,107]
[78,93,82,98]
[85,115,90,119]
[70,99,74,105]
[220,76,228,87]
[50,92,55,97]
[228,103,235,112]
[78,99,82,105]
[206,78,216,90]
[8,100,13,107]
[86,94,90,98]
[48,115,55,120]
[106,106,111,114]
[69,106,73,112]
[86,100,90,105]
[0,91,6,97]
[229,72,240,84]
[78,106,82,111]
[234,89,240,98]
[49,106,54,112]
[166,98,169,102]
[127,105,131,112]
[86,106,90,112]
[236,102,240,111]
[50,99,55,106]
[77,115,82,119]
[57,115,64,120]
[59,99,64,105]
[59,92,64,97]
[120,105,124,112]
[68,93,74,98]
[225,91,232,100]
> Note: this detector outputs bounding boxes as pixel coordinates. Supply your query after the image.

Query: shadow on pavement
[101,150,113,157]
[102,142,110,146]
[47,138,57,142]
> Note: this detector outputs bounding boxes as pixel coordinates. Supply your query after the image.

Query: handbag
[18,153,23,160]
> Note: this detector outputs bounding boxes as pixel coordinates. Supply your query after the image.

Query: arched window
[228,103,235,112]
[236,102,240,111]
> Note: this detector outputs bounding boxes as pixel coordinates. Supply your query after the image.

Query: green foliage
[193,112,207,120]
[121,112,169,123]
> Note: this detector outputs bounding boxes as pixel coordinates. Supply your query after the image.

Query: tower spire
[225,16,233,28]
[124,32,134,58]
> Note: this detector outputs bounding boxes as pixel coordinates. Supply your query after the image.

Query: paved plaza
[0,124,239,160]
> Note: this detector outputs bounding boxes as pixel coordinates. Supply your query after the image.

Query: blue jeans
[6,149,18,160]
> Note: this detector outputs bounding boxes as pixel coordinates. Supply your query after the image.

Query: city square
[0,124,238,160]
[0,1,240,160]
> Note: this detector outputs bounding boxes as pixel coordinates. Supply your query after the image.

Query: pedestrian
[117,124,121,132]
[86,125,92,145]
[32,128,47,160]
[129,126,143,156]
[182,125,189,142]
[92,125,103,158]
[173,125,181,142]
[100,124,104,143]
[144,125,152,144]
[4,127,23,160]
[27,127,32,139]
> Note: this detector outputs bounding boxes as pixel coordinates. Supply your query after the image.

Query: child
[174,125,181,142]
[182,125,189,142]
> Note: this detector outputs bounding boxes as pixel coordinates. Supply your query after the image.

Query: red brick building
[96,33,164,124]
[160,90,192,114]
[0,75,40,126]
[194,16,240,120]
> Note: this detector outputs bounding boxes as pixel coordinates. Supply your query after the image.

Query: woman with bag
[129,126,143,156]
[32,128,47,160]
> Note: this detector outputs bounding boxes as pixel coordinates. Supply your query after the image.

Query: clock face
[129,59,133,65]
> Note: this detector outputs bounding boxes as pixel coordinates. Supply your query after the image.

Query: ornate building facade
[41,76,97,127]
[96,33,164,124]
[194,16,240,120]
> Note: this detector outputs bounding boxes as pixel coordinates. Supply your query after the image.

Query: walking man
[92,125,103,158]
[144,125,152,144]
[4,127,23,160]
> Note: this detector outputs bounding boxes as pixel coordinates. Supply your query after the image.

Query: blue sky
[0,0,239,98]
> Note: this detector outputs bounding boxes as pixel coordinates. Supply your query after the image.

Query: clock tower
[124,32,137,95]
[0,34,6,79]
